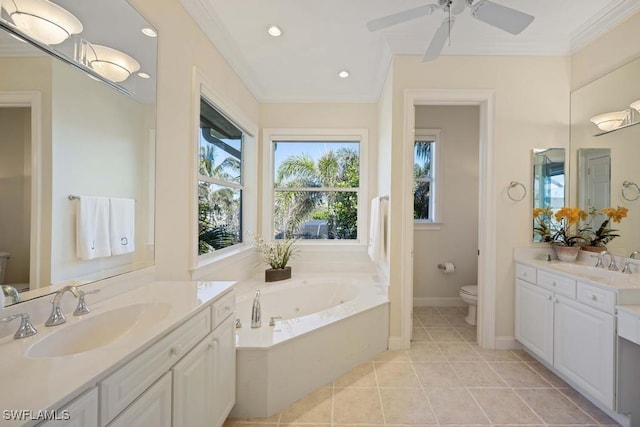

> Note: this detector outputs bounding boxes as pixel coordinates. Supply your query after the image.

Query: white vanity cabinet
[173,291,236,427]
[37,388,98,427]
[515,263,616,409]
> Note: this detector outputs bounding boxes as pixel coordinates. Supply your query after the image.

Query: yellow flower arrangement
[584,206,628,247]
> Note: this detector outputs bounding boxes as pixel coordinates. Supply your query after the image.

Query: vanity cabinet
[37,388,98,427]
[173,295,236,427]
[108,373,172,427]
[515,263,616,409]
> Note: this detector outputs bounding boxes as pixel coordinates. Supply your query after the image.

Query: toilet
[459,285,478,326]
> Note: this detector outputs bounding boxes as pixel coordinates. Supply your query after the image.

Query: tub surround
[514,248,640,427]
[0,280,235,427]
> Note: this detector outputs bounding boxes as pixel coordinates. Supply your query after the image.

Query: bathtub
[231,273,389,418]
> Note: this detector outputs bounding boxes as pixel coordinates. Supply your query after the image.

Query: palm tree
[275,147,359,239]
[414,141,432,219]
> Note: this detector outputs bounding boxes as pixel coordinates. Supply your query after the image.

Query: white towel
[76,196,111,260]
[109,198,136,255]
[368,196,388,262]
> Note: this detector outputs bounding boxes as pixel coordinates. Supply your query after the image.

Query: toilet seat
[460,285,478,296]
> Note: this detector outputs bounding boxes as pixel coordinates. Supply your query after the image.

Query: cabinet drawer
[212,290,235,329]
[577,282,616,314]
[100,308,211,425]
[537,270,576,298]
[618,310,640,346]
[516,264,536,284]
[38,388,98,427]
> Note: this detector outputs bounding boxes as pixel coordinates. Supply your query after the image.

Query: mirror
[0,0,156,305]
[532,148,566,242]
[570,57,640,256]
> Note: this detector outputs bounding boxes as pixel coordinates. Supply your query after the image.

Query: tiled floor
[225,307,620,427]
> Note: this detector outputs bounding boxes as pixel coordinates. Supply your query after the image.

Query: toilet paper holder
[437,262,455,272]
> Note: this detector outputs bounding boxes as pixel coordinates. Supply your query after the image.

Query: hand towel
[76,196,111,260]
[368,196,388,262]
[109,197,136,255]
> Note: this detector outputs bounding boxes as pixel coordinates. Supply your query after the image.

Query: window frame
[192,72,258,269]
[414,129,442,231]
[262,128,368,245]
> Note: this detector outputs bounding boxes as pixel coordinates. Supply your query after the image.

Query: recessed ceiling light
[141,27,157,38]
[267,25,282,37]
[137,72,151,79]
[338,70,350,79]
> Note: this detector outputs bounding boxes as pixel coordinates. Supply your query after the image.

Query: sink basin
[27,303,171,358]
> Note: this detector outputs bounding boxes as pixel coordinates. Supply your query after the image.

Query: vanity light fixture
[141,27,157,38]
[590,110,628,132]
[137,72,151,79]
[2,0,83,45]
[267,25,282,37]
[338,70,350,79]
[85,44,140,83]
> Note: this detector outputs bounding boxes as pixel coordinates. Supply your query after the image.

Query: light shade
[86,44,140,83]
[590,110,628,132]
[2,0,82,45]
[630,100,640,113]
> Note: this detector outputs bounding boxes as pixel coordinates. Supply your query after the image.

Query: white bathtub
[231,273,389,418]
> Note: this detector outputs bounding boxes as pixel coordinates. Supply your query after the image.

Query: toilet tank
[0,252,10,285]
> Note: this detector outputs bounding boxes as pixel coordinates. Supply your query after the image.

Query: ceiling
[179,0,640,103]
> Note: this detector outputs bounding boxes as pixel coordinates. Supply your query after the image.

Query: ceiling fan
[367,0,534,61]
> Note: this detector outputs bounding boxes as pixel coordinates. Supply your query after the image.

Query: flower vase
[265,266,292,282]
[581,245,607,254]
[553,246,581,262]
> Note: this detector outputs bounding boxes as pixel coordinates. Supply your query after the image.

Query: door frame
[402,89,496,348]
[0,91,42,287]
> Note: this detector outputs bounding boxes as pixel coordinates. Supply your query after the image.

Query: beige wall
[413,106,479,301]
[572,12,640,90]
[386,55,571,340]
[129,0,260,280]
[0,108,31,284]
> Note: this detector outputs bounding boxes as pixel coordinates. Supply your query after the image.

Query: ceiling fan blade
[423,17,454,62]
[367,4,437,32]
[471,0,534,35]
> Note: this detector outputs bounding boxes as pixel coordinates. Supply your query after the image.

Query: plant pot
[265,266,291,282]
[581,245,608,253]
[553,245,581,262]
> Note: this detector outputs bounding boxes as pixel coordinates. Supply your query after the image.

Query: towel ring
[622,181,640,201]
[507,181,527,202]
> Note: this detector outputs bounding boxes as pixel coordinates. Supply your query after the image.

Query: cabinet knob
[224,305,232,312]
[591,295,598,301]
[552,281,557,287]
[171,344,183,356]
[523,272,527,277]
[548,295,553,301]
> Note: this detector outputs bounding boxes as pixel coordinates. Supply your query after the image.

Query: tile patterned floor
[225,307,620,427]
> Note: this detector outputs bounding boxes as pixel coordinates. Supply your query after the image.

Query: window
[414,130,440,223]
[198,97,244,254]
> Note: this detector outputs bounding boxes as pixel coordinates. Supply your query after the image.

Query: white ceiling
[179,0,640,103]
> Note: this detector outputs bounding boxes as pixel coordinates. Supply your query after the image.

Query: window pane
[274,191,358,240]
[274,141,360,188]
[198,181,241,254]
[414,180,431,220]
[414,140,432,179]
[199,98,242,183]
[414,140,433,220]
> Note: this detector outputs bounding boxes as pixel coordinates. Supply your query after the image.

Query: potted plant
[253,235,297,282]
[533,206,588,261]
[581,206,628,252]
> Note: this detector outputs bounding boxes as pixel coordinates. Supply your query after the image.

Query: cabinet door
[173,332,215,427]
[515,279,554,364]
[554,295,615,409]
[38,388,98,427]
[212,315,236,427]
[108,372,172,427]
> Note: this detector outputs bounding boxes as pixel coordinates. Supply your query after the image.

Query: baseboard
[495,336,522,350]
[388,335,407,350]
[413,297,464,307]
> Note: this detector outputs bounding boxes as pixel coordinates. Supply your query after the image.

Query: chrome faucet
[1,313,37,339]
[2,285,21,304]
[594,251,608,268]
[251,290,261,328]
[45,285,99,326]
[595,251,618,271]
[630,251,640,259]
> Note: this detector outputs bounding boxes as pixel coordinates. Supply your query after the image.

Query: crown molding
[570,0,640,54]
[178,0,267,102]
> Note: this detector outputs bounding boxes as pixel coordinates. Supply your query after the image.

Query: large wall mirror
[532,148,566,242]
[0,0,157,305]
[569,57,640,256]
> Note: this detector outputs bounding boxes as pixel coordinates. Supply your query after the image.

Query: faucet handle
[73,289,100,316]
[622,261,633,274]
[269,316,282,326]
[1,313,37,339]
[609,257,619,271]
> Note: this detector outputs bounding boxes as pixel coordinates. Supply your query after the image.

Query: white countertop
[0,280,235,427]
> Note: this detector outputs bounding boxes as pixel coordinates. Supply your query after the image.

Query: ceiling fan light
[3,0,83,45]
[87,44,140,83]
[590,111,628,132]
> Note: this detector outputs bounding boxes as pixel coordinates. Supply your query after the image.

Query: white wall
[50,61,154,284]
[376,67,394,273]
[0,107,31,284]
[413,105,479,303]
[386,55,571,340]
